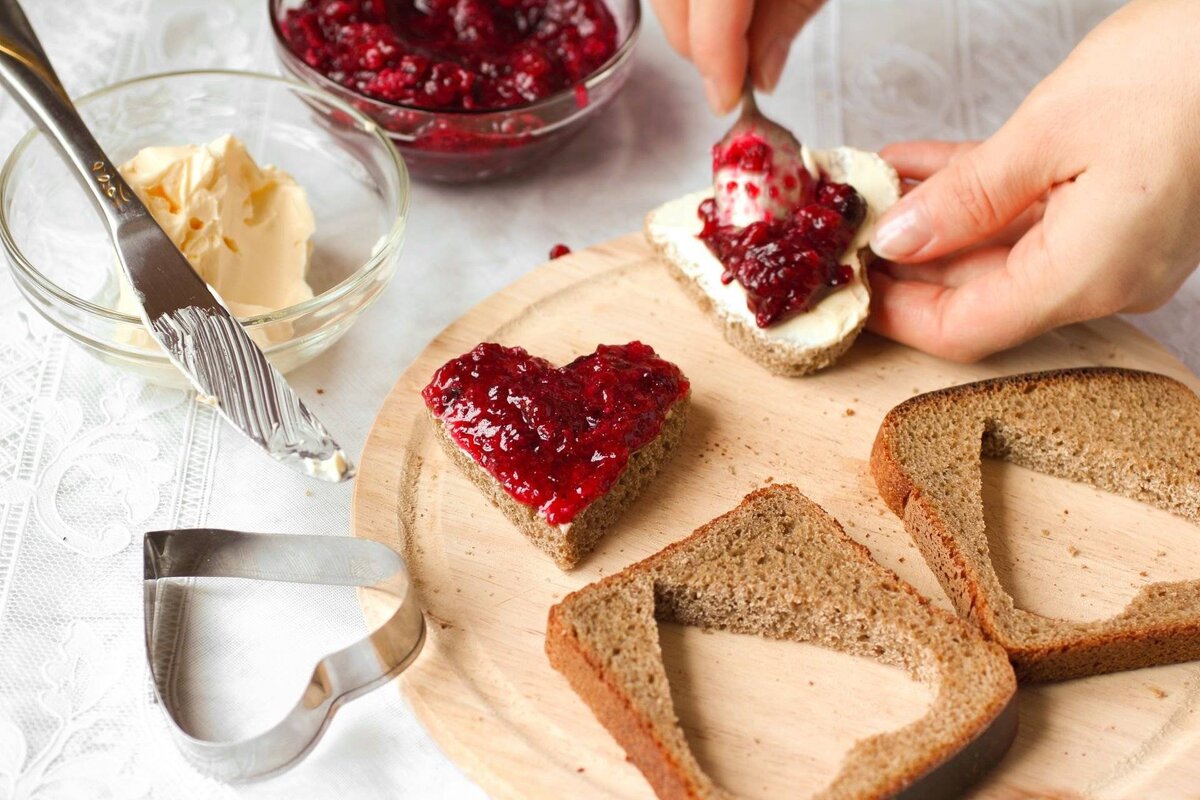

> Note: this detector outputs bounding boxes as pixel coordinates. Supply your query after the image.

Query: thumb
[748,0,826,92]
[870,124,1059,264]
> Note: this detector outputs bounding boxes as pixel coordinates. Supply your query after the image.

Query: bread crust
[870,367,1200,682]
[547,485,1017,799]
[430,393,690,571]
[643,211,870,378]
[546,603,709,800]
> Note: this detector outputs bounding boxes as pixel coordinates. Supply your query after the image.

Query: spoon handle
[740,75,758,118]
[0,0,147,233]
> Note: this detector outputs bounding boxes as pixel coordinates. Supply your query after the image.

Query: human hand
[867,0,1200,362]
[650,0,826,114]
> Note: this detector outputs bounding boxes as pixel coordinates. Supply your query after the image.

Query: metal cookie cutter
[143,530,425,782]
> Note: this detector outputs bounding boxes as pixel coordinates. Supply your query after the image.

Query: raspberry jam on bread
[422,342,689,525]
[698,178,867,328]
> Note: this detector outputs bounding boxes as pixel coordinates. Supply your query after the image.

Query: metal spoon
[711,81,818,226]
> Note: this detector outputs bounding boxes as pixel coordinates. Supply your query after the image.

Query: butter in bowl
[0,70,409,387]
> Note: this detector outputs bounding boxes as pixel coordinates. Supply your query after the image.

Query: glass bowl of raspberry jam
[270,0,641,182]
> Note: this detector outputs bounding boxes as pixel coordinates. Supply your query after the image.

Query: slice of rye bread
[644,148,900,378]
[871,367,1200,682]
[546,484,1017,800]
[430,394,689,571]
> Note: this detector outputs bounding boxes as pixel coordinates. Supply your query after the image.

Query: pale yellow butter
[116,134,315,319]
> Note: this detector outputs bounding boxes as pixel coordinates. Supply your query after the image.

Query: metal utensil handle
[0,0,146,232]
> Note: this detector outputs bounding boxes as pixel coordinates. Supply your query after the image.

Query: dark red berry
[278,0,618,111]
[817,181,868,227]
[697,179,869,327]
[712,134,772,173]
[422,343,688,525]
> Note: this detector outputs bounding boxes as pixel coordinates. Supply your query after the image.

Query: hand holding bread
[649,0,1200,363]
[869,0,1200,361]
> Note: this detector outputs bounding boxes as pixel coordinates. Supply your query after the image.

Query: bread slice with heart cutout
[644,147,900,377]
[423,342,690,571]
[871,367,1200,681]
[546,484,1017,799]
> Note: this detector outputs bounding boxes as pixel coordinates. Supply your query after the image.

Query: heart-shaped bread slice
[547,485,1017,799]
[644,147,900,377]
[423,341,690,570]
[871,367,1200,681]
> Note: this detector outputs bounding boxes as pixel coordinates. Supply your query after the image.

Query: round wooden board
[353,233,1200,800]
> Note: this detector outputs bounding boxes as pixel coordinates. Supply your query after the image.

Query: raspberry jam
[698,181,867,327]
[279,0,618,111]
[713,134,773,172]
[422,342,689,525]
[711,130,816,227]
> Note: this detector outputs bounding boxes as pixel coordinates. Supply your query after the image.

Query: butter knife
[0,0,353,482]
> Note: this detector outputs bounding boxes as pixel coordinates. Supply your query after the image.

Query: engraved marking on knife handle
[91,160,131,210]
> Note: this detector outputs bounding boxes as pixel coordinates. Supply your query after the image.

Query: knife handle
[0,0,149,234]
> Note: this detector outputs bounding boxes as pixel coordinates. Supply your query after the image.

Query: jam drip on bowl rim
[279,0,618,111]
[422,342,689,525]
[701,131,867,328]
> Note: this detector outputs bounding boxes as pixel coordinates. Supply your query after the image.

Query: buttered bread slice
[646,147,899,377]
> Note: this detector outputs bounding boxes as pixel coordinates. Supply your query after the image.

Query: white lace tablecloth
[2,1,1193,798]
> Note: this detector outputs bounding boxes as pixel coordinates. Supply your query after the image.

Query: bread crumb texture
[431,395,690,571]
[546,484,1015,799]
[870,367,1200,682]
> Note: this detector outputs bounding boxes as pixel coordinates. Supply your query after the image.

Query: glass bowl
[0,70,409,388]
[269,0,641,183]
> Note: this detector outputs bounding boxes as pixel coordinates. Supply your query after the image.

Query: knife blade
[0,0,353,481]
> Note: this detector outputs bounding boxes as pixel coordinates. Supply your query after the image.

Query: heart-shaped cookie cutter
[143,529,425,782]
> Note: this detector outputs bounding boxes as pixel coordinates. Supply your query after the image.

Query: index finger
[688,0,755,114]
[880,140,980,182]
[650,0,691,57]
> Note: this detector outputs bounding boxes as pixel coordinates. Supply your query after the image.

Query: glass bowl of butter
[0,70,409,387]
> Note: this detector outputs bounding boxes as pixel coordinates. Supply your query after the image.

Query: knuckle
[1128,293,1166,311]
[1109,270,1174,315]
[938,331,990,363]
[1074,272,1134,319]
[936,343,982,363]
[947,157,1003,231]
[929,293,987,363]
[932,334,988,363]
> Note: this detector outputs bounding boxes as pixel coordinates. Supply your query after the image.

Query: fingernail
[871,203,930,261]
[756,37,791,92]
[703,77,729,115]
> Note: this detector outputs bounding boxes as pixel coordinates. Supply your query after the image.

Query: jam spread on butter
[279,0,618,110]
[422,342,689,525]
[702,133,867,328]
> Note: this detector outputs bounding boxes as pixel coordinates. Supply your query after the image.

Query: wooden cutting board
[352,233,1200,799]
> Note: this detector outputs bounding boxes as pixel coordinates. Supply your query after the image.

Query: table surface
[1,1,1192,799]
